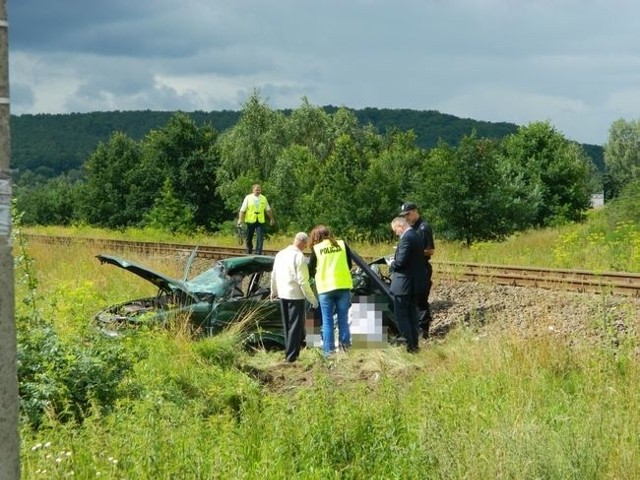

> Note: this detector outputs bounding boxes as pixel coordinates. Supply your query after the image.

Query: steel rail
[436,261,640,297]
[23,234,640,297]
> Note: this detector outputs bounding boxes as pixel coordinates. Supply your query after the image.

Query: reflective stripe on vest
[312,239,353,294]
[246,195,267,223]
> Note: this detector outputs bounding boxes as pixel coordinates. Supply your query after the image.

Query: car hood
[350,250,391,298]
[97,254,276,300]
[96,254,200,301]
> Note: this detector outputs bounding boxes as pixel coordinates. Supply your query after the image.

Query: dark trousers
[245,222,266,254]
[394,294,420,352]
[279,299,306,362]
[417,262,433,335]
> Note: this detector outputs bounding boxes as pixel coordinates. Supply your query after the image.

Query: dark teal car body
[95,252,398,349]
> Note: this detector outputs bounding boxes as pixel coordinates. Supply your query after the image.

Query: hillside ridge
[10,108,605,178]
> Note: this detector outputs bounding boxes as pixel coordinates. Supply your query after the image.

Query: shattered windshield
[184,264,229,296]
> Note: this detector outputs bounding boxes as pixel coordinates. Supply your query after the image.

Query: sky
[7,0,640,146]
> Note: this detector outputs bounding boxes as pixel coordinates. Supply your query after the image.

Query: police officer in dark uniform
[399,202,435,339]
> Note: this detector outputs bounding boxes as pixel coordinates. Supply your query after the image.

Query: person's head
[391,216,410,236]
[309,224,337,248]
[293,231,309,250]
[251,184,262,196]
[399,202,419,225]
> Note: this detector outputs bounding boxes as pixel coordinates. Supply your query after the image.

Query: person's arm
[296,254,318,308]
[238,196,247,225]
[420,224,435,258]
[269,267,278,301]
[265,198,275,225]
[308,250,317,278]
[393,234,410,270]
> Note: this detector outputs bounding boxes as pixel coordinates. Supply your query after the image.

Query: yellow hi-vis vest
[312,239,353,294]
[245,194,268,223]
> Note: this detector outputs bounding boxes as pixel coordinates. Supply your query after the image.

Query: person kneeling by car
[271,232,319,363]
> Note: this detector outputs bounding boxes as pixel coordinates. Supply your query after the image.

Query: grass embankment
[17,220,640,478]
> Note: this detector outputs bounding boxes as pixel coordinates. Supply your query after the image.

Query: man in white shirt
[271,232,319,362]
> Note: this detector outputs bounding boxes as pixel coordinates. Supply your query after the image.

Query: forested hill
[10,108,605,178]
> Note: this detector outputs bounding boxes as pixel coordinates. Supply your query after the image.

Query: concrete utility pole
[0,0,21,477]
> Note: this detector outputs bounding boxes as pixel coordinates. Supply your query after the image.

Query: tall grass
[17,223,640,478]
[20,326,640,479]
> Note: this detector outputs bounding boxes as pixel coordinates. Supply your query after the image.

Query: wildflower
[31,443,42,451]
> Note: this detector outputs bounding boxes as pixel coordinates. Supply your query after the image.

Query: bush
[14,205,140,428]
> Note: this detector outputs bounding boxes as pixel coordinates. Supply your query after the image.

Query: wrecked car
[95,251,399,349]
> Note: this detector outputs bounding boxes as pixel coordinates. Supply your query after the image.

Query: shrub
[14,205,140,428]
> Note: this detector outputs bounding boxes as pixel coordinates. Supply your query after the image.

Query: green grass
[16,217,640,479]
[24,208,640,272]
[19,326,640,479]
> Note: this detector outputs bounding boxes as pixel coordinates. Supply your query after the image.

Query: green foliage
[13,98,604,243]
[193,335,243,370]
[308,134,365,233]
[421,135,515,244]
[357,130,423,241]
[11,107,604,184]
[76,131,148,228]
[13,208,139,428]
[142,112,225,229]
[269,145,319,232]
[604,118,640,199]
[10,110,241,179]
[73,113,225,231]
[605,179,640,226]
[143,178,196,233]
[15,222,640,477]
[286,96,334,161]
[500,121,593,227]
[216,91,288,211]
[14,173,80,226]
[19,329,640,478]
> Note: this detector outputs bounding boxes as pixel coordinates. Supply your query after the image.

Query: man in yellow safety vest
[237,184,275,255]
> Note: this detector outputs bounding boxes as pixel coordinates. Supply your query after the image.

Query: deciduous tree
[604,118,640,199]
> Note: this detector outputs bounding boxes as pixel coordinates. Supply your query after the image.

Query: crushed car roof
[96,254,276,299]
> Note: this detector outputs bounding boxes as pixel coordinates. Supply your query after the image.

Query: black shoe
[393,336,408,346]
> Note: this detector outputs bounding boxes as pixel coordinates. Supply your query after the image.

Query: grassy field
[24,207,640,272]
[16,215,640,479]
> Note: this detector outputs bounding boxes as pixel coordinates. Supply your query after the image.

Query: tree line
[13,93,640,244]
[11,104,605,180]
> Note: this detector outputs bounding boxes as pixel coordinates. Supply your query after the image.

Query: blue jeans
[318,289,351,355]
[245,222,265,254]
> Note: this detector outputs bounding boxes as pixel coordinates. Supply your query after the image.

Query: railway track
[24,234,640,297]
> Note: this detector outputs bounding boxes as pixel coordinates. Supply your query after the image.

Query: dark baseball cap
[399,202,417,216]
